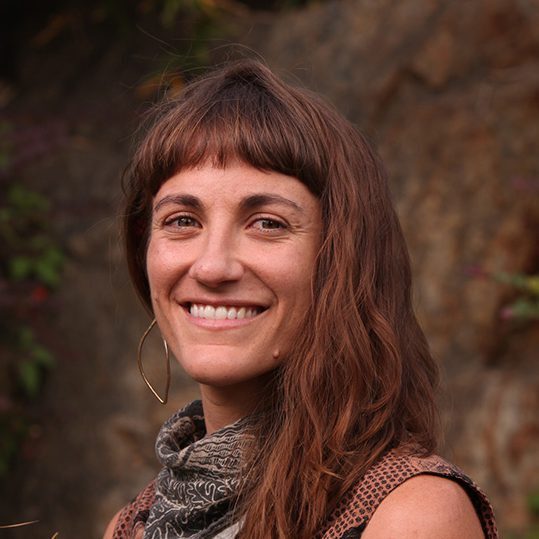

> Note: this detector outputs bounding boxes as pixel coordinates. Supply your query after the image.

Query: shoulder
[102,509,122,539]
[361,474,484,539]
[320,449,498,539]
[102,480,157,539]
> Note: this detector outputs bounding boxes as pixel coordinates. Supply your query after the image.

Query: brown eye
[164,215,200,228]
[175,216,198,227]
[251,218,288,232]
[259,219,283,229]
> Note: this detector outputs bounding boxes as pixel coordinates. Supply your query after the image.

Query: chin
[184,366,271,388]
[173,343,280,387]
[176,353,278,390]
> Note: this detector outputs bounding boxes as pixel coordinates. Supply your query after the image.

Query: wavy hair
[122,59,439,538]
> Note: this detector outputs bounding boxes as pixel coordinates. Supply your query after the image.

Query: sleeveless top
[113,447,498,538]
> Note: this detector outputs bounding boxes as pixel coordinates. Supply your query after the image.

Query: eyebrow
[239,193,304,214]
[153,194,202,214]
[153,192,304,214]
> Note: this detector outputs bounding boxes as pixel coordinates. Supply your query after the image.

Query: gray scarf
[143,400,250,538]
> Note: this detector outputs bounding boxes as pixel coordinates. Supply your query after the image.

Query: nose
[188,231,244,287]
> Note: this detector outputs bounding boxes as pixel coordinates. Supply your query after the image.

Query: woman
[105,59,497,538]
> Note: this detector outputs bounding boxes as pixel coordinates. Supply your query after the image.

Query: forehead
[153,162,320,213]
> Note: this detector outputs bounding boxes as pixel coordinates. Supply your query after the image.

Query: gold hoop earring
[137,319,170,404]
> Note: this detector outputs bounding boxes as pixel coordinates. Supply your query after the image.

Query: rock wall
[242,0,539,531]
[0,18,203,538]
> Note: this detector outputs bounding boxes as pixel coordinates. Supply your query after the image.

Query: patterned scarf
[143,400,251,539]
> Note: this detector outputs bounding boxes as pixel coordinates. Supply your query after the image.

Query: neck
[199,377,271,434]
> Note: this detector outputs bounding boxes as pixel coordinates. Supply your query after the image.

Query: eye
[251,217,288,232]
[164,215,200,228]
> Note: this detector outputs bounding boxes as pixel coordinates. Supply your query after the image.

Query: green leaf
[34,260,59,287]
[19,327,34,346]
[8,185,49,213]
[17,327,55,368]
[32,345,55,368]
[528,490,539,516]
[34,247,64,286]
[524,526,539,539]
[494,272,539,296]
[9,256,32,280]
[18,326,34,347]
[527,276,539,296]
[44,246,64,266]
[18,360,41,398]
[506,299,539,320]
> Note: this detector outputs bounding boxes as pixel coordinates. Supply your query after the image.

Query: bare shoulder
[102,509,122,539]
[362,474,484,539]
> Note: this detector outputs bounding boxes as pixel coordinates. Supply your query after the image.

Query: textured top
[113,403,498,539]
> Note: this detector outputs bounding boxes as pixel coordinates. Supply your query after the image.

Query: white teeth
[188,304,261,320]
[215,306,227,320]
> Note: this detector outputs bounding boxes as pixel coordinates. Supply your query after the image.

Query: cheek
[145,241,161,294]
[145,239,179,297]
[291,250,318,297]
[274,256,316,311]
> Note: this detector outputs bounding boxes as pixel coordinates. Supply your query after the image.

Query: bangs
[138,63,330,198]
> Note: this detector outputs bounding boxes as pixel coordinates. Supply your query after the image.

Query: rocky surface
[244,0,539,532]
[0,16,203,538]
[0,0,537,536]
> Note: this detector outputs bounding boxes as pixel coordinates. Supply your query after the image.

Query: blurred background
[0,0,538,537]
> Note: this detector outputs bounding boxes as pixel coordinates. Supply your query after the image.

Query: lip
[177,300,269,330]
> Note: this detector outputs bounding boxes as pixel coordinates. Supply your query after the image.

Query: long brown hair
[123,59,439,538]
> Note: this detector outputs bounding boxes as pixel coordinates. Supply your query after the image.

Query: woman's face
[146,161,321,392]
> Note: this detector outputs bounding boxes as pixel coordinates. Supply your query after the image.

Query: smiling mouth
[185,303,267,320]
